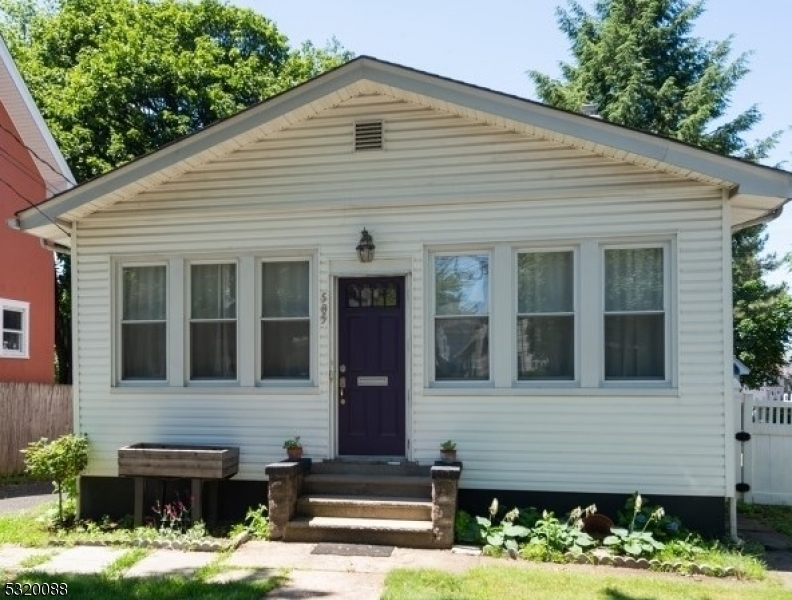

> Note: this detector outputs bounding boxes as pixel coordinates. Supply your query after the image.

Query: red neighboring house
[0,36,73,383]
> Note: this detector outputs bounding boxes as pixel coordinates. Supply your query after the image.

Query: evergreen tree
[531,0,791,385]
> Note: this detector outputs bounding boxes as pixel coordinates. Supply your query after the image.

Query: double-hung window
[120,266,167,380]
[433,253,490,381]
[260,260,311,381]
[190,263,237,381]
[0,299,29,358]
[516,251,575,380]
[603,246,667,381]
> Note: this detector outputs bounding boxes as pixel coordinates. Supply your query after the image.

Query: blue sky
[243,0,792,284]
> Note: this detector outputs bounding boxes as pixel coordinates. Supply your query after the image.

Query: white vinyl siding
[0,298,29,358]
[73,93,730,498]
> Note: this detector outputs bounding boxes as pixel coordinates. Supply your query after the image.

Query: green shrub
[21,434,89,526]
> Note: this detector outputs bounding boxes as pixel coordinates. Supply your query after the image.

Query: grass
[103,548,149,578]
[6,571,285,600]
[18,551,54,569]
[0,473,47,487]
[739,502,792,537]
[383,565,792,600]
[0,508,51,546]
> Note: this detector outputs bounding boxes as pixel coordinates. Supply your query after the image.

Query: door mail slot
[358,376,388,387]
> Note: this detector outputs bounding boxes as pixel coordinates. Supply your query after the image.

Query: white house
[14,57,792,537]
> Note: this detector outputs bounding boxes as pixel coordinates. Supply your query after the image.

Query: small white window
[0,299,29,359]
[189,262,237,381]
[516,251,575,380]
[433,253,490,381]
[260,260,311,380]
[603,246,667,380]
[120,266,167,380]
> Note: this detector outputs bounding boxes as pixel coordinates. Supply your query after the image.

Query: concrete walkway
[1,496,792,598]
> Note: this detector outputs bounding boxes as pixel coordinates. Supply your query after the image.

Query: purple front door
[338,277,405,456]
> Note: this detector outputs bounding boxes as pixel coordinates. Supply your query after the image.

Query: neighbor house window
[121,266,166,380]
[0,299,29,358]
[603,246,666,380]
[434,253,490,381]
[516,251,575,380]
[261,260,310,380]
[190,263,237,380]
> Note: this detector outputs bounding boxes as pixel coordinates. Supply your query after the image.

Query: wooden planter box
[118,443,239,480]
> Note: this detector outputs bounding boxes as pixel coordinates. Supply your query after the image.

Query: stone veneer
[264,459,310,540]
[431,464,462,548]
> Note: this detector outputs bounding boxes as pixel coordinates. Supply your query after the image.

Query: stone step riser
[284,524,437,549]
[297,500,432,521]
[310,462,431,477]
[302,480,431,499]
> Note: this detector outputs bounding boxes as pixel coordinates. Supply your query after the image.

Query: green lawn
[382,566,792,600]
[4,572,284,600]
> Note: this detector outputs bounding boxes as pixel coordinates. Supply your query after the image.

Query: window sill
[423,386,680,398]
[0,353,29,359]
[111,385,320,395]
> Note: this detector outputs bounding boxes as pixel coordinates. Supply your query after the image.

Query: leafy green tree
[531,0,791,384]
[22,433,89,526]
[0,0,350,382]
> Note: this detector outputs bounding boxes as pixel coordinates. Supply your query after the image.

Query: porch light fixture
[356,228,376,263]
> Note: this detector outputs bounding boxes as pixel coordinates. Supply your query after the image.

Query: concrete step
[311,460,430,477]
[284,516,436,548]
[302,474,431,499]
[297,494,433,520]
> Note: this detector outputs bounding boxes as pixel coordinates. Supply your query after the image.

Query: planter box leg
[134,477,145,527]
[191,478,203,525]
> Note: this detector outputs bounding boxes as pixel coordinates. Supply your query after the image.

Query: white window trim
[512,246,580,387]
[256,256,316,387]
[599,241,674,388]
[115,262,169,385]
[186,259,240,385]
[0,298,29,359]
[428,248,493,387]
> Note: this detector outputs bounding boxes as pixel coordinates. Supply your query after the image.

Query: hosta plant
[476,499,531,555]
[604,493,666,558]
[523,505,597,559]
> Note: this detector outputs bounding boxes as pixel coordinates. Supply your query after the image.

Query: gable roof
[14,55,792,247]
[0,35,74,198]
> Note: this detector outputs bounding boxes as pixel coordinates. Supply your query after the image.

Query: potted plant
[283,436,303,461]
[440,439,457,463]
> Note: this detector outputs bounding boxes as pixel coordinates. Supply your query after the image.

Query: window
[0,299,29,358]
[121,266,166,380]
[190,263,237,380]
[603,247,666,380]
[434,254,490,381]
[516,251,575,380]
[261,261,310,380]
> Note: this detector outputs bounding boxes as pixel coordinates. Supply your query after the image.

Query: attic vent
[354,120,383,151]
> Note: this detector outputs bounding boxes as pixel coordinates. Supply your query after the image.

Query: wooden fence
[0,383,72,476]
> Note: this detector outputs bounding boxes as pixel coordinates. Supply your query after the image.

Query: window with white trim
[120,266,166,380]
[433,253,490,381]
[1,299,29,358]
[603,246,667,381]
[516,251,575,380]
[260,260,311,380]
[189,262,237,381]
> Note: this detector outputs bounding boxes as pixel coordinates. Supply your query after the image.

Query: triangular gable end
[15,56,792,247]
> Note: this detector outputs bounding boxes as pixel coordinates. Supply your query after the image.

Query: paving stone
[124,549,215,578]
[38,546,125,574]
[206,568,280,584]
[0,547,56,570]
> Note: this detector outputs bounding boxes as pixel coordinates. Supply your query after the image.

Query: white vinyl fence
[736,390,792,505]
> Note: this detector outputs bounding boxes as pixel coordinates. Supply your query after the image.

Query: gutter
[731,201,789,232]
[40,238,70,255]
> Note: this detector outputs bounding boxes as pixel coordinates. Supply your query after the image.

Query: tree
[0,0,351,382]
[530,0,791,385]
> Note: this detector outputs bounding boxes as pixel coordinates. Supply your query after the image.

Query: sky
[241,0,792,286]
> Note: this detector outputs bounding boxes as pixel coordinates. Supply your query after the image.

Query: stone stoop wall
[265,459,310,539]
[431,464,462,549]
